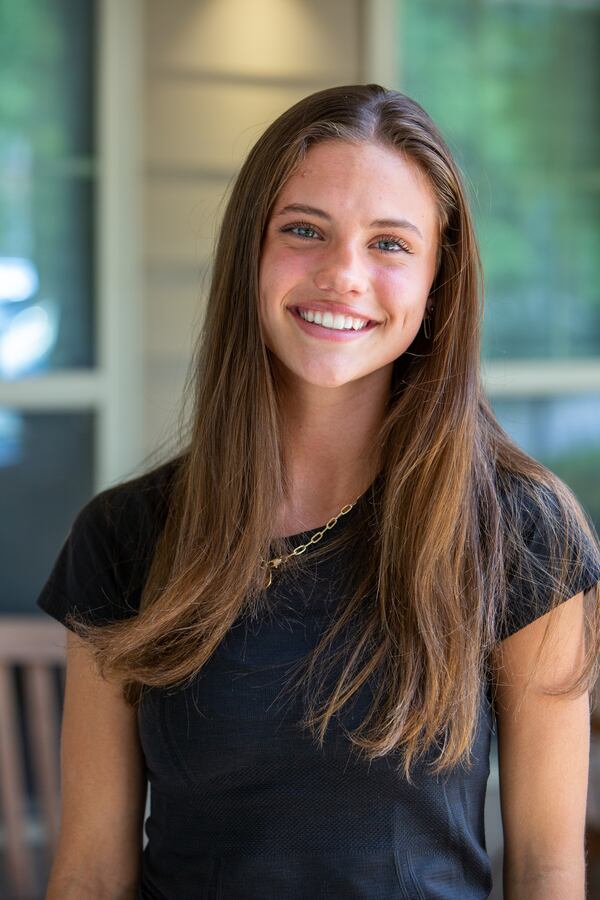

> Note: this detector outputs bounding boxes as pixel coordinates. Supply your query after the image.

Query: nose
[313,241,368,295]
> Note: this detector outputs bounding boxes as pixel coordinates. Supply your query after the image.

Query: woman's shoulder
[36,455,183,629]
[85,455,181,540]
[496,468,597,554]
[494,468,600,641]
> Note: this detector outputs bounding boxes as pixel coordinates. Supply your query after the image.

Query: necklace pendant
[261,496,356,590]
[264,557,282,589]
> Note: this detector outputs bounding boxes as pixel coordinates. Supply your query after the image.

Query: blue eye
[281,222,321,240]
[373,235,412,253]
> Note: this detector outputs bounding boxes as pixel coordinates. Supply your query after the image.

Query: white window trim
[96,0,145,487]
[483,360,600,397]
[361,0,398,87]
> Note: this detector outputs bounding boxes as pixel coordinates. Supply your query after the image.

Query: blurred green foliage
[398,0,600,360]
[545,448,600,529]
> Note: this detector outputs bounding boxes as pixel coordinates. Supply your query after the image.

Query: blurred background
[0,0,599,897]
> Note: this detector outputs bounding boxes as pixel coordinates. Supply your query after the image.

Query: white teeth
[298,308,369,331]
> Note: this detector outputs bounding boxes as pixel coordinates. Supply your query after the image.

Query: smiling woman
[36,85,600,900]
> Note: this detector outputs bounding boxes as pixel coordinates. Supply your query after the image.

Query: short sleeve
[497,483,600,642]
[36,461,177,631]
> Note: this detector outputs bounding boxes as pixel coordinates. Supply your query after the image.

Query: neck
[275,365,391,529]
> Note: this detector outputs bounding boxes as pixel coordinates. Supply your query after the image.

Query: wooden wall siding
[143,0,363,457]
[146,0,362,80]
[147,81,350,175]
[146,177,230,272]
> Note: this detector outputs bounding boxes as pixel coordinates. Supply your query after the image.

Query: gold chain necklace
[260,499,357,589]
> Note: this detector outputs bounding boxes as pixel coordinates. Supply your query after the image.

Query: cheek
[258,249,297,337]
[375,266,429,315]
[260,244,313,299]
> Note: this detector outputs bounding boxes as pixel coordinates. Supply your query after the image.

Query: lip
[289,306,378,341]
[293,301,379,323]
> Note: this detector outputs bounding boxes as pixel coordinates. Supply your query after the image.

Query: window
[398,0,600,529]
[0,0,143,614]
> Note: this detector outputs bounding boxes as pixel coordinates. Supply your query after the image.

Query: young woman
[39,84,600,899]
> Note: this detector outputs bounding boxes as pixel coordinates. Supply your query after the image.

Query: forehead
[275,140,439,234]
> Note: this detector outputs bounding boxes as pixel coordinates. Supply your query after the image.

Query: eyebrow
[275,203,424,241]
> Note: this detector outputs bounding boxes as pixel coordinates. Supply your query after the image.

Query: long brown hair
[69,84,600,781]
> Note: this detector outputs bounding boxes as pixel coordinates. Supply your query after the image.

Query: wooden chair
[587,680,600,899]
[0,616,66,900]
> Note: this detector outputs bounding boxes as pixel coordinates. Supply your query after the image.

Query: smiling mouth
[292,306,376,331]
[289,306,379,337]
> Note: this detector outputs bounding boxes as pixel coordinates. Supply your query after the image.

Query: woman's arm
[492,590,591,900]
[45,630,147,899]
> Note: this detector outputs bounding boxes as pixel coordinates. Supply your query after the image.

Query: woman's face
[258,140,440,391]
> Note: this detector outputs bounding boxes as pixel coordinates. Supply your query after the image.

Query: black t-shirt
[36,460,600,900]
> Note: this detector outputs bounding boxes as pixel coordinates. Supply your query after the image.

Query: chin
[294,366,365,390]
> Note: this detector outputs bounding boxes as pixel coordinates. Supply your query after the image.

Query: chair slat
[0,618,66,664]
[23,664,61,860]
[0,617,67,897]
[0,663,36,899]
